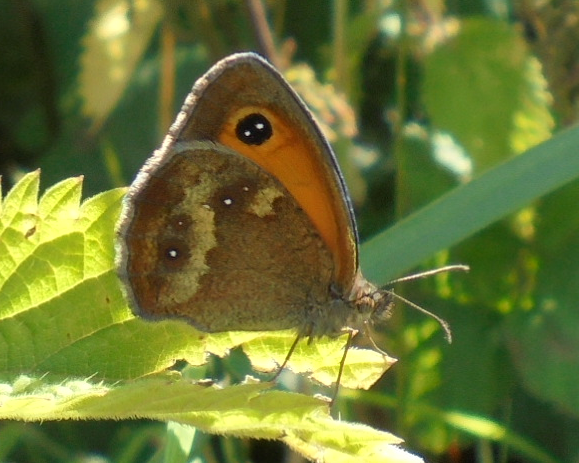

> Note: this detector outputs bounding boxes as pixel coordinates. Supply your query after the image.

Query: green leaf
[0,374,420,463]
[506,177,579,415]
[0,172,388,385]
[360,125,579,284]
[422,19,539,170]
[0,171,415,462]
[241,331,395,390]
[0,170,200,379]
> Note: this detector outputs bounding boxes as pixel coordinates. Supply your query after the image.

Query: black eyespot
[235,113,273,145]
[159,239,190,271]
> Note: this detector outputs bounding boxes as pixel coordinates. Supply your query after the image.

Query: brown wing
[117,141,336,332]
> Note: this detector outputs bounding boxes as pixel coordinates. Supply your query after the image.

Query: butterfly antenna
[387,290,453,343]
[387,264,469,285]
[383,264,469,344]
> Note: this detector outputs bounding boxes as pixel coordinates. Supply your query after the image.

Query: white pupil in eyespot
[245,122,264,137]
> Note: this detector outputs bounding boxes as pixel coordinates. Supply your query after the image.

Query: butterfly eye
[235,113,273,145]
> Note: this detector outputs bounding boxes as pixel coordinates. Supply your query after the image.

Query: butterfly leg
[363,320,390,356]
[331,328,356,405]
[271,333,302,380]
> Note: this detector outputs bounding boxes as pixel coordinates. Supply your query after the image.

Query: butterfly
[116,52,464,396]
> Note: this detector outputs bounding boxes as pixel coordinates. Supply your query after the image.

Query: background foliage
[1,0,578,462]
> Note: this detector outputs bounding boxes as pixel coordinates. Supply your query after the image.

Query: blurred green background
[1,0,578,462]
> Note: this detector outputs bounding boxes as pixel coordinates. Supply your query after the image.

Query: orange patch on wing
[218,106,351,286]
